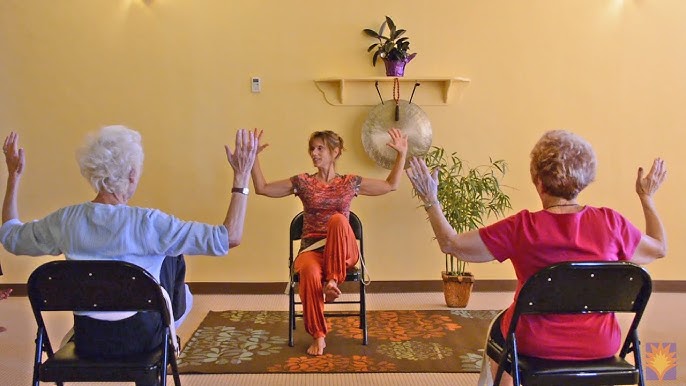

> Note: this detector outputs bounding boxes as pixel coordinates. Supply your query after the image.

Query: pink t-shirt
[479,206,642,360]
[291,173,361,243]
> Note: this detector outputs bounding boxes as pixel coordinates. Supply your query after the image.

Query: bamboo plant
[422,146,512,276]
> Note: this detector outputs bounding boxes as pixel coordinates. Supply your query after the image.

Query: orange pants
[294,213,359,339]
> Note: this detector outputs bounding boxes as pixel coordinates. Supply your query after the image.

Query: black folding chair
[27,260,181,386]
[287,211,368,347]
[487,261,652,386]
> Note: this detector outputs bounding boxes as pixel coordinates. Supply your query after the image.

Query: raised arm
[223,129,258,248]
[630,158,667,265]
[358,128,408,196]
[250,129,294,198]
[2,132,25,224]
[406,156,495,263]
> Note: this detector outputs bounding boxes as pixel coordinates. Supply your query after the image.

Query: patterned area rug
[178,309,499,373]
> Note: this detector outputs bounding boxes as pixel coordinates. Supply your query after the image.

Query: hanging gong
[362,99,432,169]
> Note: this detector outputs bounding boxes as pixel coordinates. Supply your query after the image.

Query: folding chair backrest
[28,260,170,324]
[348,211,363,244]
[513,261,652,320]
[27,260,182,386]
[289,212,304,242]
[490,261,652,386]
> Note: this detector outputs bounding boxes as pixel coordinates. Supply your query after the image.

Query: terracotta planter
[441,271,474,308]
[382,53,417,77]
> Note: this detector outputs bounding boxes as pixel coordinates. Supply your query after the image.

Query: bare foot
[324,280,341,303]
[307,337,326,356]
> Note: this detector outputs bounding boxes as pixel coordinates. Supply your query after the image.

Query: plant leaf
[385,16,396,36]
[378,20,388,37]
[392,29,407,40]
[363,28,380,38]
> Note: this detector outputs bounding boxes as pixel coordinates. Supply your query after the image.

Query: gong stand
[374,79,421,122]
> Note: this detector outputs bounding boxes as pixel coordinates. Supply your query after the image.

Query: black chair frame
[487,261,652,386]
[27,260,181,386]
[287,211,368,347]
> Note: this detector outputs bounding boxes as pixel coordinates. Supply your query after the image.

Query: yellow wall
[0,0,683,283]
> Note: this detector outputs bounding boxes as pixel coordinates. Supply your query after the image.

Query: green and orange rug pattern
[177,309,499,373]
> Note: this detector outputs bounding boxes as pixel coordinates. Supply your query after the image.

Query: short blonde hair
[76,125,144,195]
[308,130,345,159]
[529,130,596,200]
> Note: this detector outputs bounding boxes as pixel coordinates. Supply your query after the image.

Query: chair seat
[40,341,164,382]
[488,339,640,386]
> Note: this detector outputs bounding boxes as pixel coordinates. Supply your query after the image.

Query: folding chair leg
[169,347,182,386]
[288,284,295,347]
[160,335,170,386]
[362,323,368,345]
[32,329,45,386]
[360,280,368,345]
[631,332,646,386]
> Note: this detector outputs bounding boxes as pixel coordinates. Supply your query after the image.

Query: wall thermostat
[251,77,261,93]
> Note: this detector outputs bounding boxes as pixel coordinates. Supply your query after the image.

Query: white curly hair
[76,125,144,196]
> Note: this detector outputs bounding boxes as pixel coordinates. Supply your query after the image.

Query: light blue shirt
[0,202,230,281]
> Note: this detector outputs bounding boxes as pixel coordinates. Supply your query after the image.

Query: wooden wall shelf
[314,77,470,106]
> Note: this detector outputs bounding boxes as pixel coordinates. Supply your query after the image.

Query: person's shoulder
[91,204,169,222]
[510,208,535,220]
[584,205,623,217]
[126,205,168,217]
[340,174,361,183]
[585,206,630,223]
[292,173,312,181]
[50,202,98,218]
[291,173,315,186]
[482,209,530,230]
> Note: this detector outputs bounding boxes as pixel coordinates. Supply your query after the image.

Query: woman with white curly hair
[406,129,667,386]
[0,126,256,378]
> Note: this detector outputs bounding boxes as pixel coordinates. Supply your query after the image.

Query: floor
[1,291,684,385]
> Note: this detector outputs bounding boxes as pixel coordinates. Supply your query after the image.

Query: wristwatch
[231,187,249,195]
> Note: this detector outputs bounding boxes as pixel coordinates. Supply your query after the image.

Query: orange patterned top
[291,173,361,251]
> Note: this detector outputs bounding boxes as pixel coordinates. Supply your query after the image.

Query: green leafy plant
[363,16,414,66]
[422,146,512,276]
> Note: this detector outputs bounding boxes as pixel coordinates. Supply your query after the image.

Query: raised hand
[252,128,270,154]
[225,129,258,186]
[405,156,439,205]
[3,132,25,177]
[636,158,667,199]
[386,128,408,156]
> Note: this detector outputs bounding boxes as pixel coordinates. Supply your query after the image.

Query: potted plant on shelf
[421,146,512,307]
[363,16,417,77]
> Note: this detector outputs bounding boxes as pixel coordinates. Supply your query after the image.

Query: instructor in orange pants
[250,128,407,355]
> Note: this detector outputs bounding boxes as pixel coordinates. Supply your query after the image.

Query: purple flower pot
[383,53,417,77]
